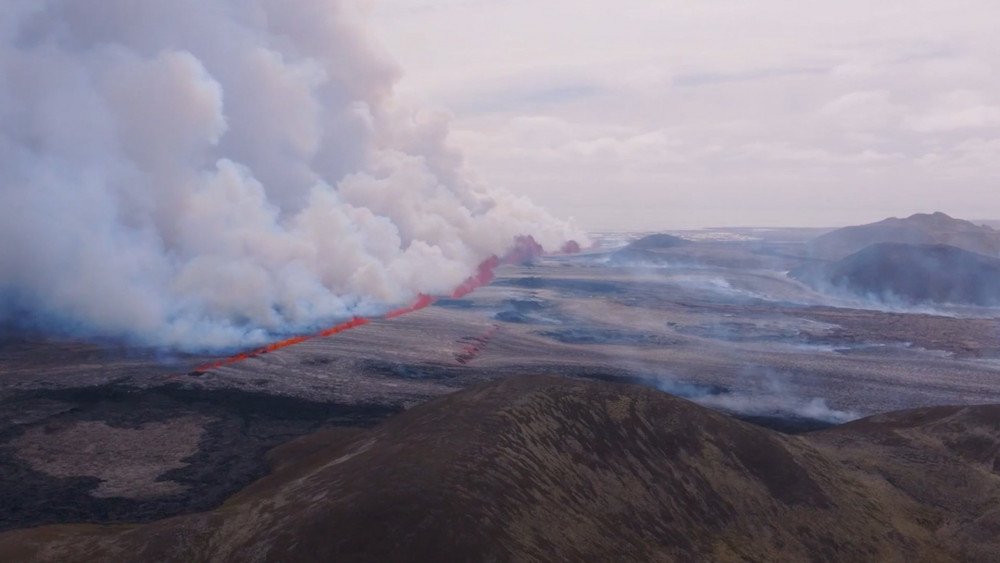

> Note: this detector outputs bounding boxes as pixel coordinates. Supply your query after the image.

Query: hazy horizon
[585,212,1000,233]
[371,0,1000,231]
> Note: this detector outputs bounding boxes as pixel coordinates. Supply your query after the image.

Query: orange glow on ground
[191,237,578,374]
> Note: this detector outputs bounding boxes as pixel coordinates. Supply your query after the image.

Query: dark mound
[4,376,1000,561]
[610,233,692,264]
[793,242,1000,306]
[627,233,692,250]
[808,212,1000,260]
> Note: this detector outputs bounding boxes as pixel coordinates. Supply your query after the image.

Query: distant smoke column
[0,0,586,350]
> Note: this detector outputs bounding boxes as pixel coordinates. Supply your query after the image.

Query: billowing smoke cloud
[0,0,585,350]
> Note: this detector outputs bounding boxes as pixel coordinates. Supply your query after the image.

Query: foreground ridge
[2,375,999,562]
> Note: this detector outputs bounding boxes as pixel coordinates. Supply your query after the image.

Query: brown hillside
[2,376,999,562]
[808,212,1000,261]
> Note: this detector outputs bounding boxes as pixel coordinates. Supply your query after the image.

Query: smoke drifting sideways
[0,1,586,351]
[194,235,545,372]
[655,370,858,425]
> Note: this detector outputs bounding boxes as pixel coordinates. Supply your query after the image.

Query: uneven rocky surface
[3,227,1000,553]
[0,384,397,530]
[13,415,211,499]
[2,376,998,562]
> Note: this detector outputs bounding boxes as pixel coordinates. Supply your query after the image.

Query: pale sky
[370,0,1000,230]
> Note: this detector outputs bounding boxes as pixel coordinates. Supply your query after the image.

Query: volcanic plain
[3,226,1000,540]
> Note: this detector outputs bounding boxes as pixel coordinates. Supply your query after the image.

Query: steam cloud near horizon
[0,0,585,350]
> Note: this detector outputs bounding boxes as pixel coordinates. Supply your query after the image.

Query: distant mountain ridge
[808,212,1000,260]
[793,242,1000,307]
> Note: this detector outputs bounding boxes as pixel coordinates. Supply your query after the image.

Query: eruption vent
[193,237,549,373]
[0,0,585,350]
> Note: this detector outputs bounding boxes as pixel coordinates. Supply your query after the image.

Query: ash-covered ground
[3,227,1000,530]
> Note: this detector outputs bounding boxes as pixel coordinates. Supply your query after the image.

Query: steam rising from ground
[0,0,583,350]
[657,368,858,424]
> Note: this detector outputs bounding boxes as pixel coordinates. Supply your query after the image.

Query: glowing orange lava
[451,256,500,299]
[191,236,576,374]
[384,293,436,319]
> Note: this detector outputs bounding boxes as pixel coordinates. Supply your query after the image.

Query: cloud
[371,0,1000,228]
[673,65,831,88]
[905,91,1000,132]
[0,0,584,350]
[819,90,902,131]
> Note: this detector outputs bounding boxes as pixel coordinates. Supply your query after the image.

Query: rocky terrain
[2,375,998,562]
[0,381,397,531]
[3,222,1000,560]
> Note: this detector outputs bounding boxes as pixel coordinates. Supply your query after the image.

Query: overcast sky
[370,0,1000,230]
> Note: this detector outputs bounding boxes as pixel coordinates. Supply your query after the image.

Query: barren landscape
[4,375,1000,562]
[5,1,999,559]
[4,226,1000,537]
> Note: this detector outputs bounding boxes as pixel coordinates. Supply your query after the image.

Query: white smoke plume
[0,0,585,350]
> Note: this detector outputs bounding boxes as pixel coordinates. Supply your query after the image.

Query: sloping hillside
[2,376,999,562]
[626,233,693,250]
[610,233,693,264]
[808,212,1000,260]
[793,242,1000,306]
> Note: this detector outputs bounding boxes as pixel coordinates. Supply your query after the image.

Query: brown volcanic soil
[2,376,999,562]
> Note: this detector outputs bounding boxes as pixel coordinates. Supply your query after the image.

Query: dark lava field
[3,226,1000,538]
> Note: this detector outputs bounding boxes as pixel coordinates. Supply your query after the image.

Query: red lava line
[190,236,579,375]
[455,324,502,365]
[192,316,371,372]
[451,256,500,299]
[384,293,436,319]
